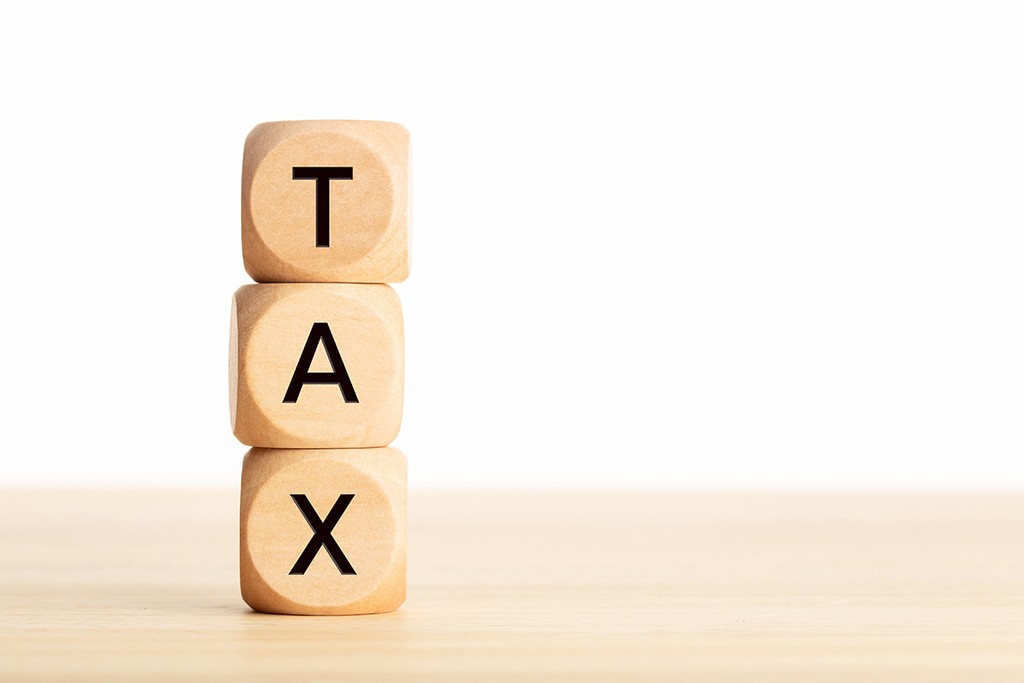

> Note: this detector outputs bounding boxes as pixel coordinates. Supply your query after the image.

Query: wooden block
[230,283,403,448]
[240,447,406,615]
[242,120,409,284]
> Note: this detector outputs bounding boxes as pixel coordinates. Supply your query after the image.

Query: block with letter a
[230,283,404,449]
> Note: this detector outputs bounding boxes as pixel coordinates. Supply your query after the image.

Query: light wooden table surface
[1,490,1022,681]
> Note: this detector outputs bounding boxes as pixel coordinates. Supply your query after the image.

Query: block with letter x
[230,283,404,448]
[240,447,407,615]
[242,120,409,284]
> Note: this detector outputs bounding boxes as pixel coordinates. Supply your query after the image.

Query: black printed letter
[283,322,359,404]
[292,166,353,247]
[289,494,356,575]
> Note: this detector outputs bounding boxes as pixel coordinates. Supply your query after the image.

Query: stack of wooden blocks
[229,121,410,615]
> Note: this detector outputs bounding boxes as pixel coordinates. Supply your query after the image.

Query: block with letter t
[242,120,409,283]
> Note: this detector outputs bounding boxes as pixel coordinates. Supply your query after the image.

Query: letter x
[289,494,356,575]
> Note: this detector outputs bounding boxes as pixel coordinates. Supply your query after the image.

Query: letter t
[292,166,354,247]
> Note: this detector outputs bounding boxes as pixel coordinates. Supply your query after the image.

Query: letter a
[283,322,359,403]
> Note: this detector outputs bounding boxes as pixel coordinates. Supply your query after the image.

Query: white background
[2,2,1022,488]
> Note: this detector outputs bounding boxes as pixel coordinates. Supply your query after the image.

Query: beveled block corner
[242,120,409,283]
[240,447,407,615]
[230,283,404,449]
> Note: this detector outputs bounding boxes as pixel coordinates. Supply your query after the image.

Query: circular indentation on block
[242,285,403,448]
[249,131,395,273]
[246,455,398,609]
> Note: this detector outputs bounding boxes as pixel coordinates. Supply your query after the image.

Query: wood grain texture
[230,284,404,448]
[241,448,406,615]
[1,491,1022,682]
[242,120,409,284]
